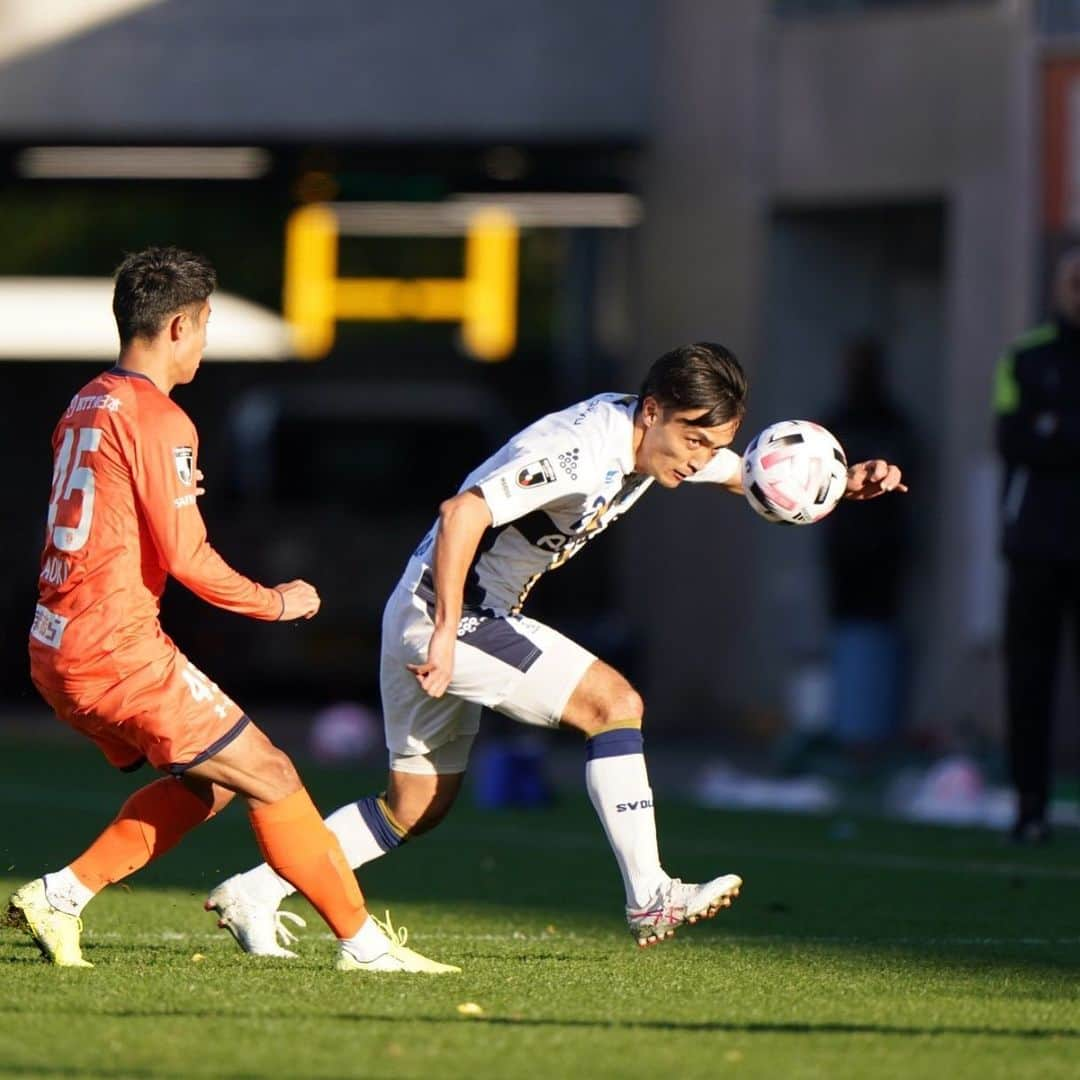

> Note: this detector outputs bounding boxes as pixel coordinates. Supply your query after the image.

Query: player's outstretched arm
[273,579,321,621]
[844,459,907,500]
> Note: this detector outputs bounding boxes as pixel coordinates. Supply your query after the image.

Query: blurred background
[1,0,1077,826]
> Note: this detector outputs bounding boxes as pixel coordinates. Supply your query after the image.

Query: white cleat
[336,911,461,974]
[626,873,743,948]
[7,878,93,968]
[204,876,305,958]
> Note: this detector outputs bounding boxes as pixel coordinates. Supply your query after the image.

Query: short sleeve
[683,448,742,486]
[478,440,603,527]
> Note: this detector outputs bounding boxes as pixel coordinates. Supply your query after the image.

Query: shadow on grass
[0,1003,1077,1042]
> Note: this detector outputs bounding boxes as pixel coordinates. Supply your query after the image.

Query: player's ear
[168,311,185,342]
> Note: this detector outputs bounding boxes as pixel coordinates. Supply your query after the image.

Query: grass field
[1,733,1078,1079]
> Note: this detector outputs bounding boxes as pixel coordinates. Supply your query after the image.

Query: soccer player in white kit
[207,343,905,959]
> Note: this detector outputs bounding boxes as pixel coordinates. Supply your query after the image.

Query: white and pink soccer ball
[742,420,848,525]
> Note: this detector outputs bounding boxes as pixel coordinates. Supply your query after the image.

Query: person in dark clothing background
[995,247,1080,843]
[822,337,916,746]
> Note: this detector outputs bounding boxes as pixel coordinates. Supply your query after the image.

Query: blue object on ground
[473,740,552,809]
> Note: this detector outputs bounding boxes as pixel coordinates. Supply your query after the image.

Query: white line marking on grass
[80,929,1080,948]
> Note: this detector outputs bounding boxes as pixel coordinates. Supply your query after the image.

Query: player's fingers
[406,662,433,675]
[882,465,904,492]
[428,675,451,698]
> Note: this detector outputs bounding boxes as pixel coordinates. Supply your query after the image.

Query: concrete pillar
[622,0,773,729]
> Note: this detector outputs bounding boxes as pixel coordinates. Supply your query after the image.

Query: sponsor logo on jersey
[30,604,68,648]
[603,468,621,484]
[557,447,580,480]
[173,494,197,508]
[573,398,603,425]
[516,459,556,488]
[615,799,654,812]
[536,532,568,552]
[39,555,70,586]
[64,393,122,418]
[173,446,194,486]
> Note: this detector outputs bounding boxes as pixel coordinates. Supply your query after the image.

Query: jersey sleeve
[683,448,742,485]
[128,406,282,620]
[477,434,602,527]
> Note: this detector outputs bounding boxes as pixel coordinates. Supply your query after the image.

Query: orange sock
[249,787,367,939]
[69,777,216,893]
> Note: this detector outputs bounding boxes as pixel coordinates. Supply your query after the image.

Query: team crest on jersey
[516,459,556,488]
[173,446,194,486]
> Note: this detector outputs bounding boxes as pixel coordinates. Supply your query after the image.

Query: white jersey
[401,393,741,615]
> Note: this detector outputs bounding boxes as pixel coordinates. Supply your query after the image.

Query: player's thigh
[182,721,300,806]
[119,652,253,774]
[558,658,644,736]
[31,671,147,772]
[36,651,253,775]
[453,613,599,730]
[381,589,483,761]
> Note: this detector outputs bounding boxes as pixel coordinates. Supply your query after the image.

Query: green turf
[1,734,1078,1079]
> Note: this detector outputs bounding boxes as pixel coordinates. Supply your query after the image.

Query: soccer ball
[742,420,848,525]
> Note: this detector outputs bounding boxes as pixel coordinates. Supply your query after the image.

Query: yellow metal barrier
[283,203,518,361]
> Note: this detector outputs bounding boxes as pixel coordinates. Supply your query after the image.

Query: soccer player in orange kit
[7,247,456,973]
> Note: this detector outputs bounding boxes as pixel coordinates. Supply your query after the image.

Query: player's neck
[115,347,174,396]
[630,412,647,471]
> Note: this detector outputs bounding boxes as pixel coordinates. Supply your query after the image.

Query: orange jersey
[30,368,280,696]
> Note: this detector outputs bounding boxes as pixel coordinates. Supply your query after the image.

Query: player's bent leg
[194,723,458,972]
[204,754,465,957]
[7,773,227,966]
[385,757,466,835]
[559,660,744,947]
[184,723,366,936]
[70,776,224,894]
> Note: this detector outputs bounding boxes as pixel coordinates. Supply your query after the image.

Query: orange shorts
[32,649,247,774]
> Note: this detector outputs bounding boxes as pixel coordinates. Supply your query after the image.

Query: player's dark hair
[638,342,747,426]
[112,247,217,346]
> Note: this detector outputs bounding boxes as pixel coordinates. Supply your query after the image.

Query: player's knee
[397,800,452,836]
[385,773,460,835]
[259,745,302,801]
[597,684,644,730]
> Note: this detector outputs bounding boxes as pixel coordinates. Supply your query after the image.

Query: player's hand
[407,626,456,698]
[274,580,321,620]
[844,459,907,500]
[195,468,205,497]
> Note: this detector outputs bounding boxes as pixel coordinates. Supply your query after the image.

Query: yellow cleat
[336,911,461,974]
[7,878,93,968]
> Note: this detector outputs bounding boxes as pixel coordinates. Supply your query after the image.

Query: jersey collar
[109,365,157,385]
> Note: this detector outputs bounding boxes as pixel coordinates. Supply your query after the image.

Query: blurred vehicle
[189,380,513,702]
